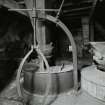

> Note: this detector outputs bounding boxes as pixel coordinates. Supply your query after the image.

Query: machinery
[1,0,105,105]
[5,0,78,105]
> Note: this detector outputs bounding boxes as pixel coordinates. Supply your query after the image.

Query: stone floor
[0,80,105,105]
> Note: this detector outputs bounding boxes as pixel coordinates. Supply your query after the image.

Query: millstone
[81,65,105,101]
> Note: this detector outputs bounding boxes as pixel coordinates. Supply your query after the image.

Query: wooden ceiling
[0,0,99,20]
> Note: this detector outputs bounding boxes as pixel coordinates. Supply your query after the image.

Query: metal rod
[9,8,59,12]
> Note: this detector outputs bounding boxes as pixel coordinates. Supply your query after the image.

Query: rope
[56,0,65,19]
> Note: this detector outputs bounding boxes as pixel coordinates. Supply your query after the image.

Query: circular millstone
[81,65,105,101]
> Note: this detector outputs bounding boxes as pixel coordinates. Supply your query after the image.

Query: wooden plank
[24,0,33,19]
[63,0,93,8]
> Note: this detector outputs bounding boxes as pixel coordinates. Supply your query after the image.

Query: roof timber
[24,0,33,19]
[0,0,99,20]
[0,0,28,16]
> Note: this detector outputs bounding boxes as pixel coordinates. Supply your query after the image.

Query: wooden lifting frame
[9,0,78,97]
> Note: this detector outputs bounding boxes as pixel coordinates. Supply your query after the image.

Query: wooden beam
[63,6,92,14]
[63,0,93,8]
[24,0,33,19]
[62,11,89,18]
[0,0,28,16]
[36,0,46,45]
[24,0,46,46]
[81,16,89,45]
[18,1,25,4]
[0,0,20,8]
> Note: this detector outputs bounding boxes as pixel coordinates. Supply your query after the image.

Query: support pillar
[36,0,46,46]
[81,17,89,45]
[76,28,83,58]
[81,16,93,66]
[90,21,94,41]
[25,0,46,46]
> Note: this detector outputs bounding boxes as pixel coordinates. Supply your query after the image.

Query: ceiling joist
[0,0,98,20]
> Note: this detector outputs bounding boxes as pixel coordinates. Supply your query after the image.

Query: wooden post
[81,17,89,45]
[90,21,94,41]
[81,17,93,66]
[76,29,83,58]
[24,0,46,46]
[36,0,46,46]
[36,0,46,71]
